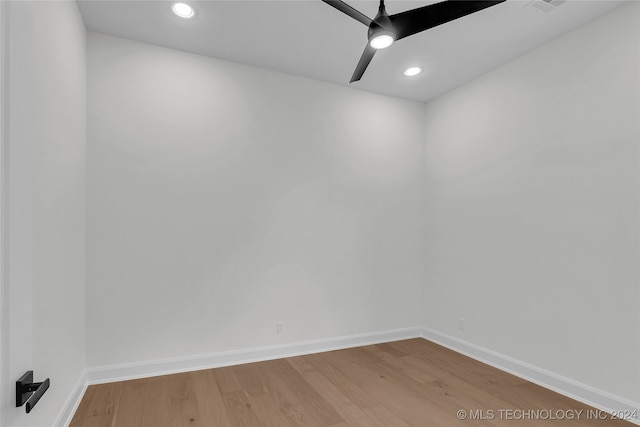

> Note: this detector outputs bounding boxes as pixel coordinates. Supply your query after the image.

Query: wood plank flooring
[70,339,635,426]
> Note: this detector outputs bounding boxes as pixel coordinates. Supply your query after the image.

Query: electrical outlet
[459,317,465,331]
[276,321,285,334]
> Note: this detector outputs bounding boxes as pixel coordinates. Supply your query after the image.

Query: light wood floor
[70,338,634,427]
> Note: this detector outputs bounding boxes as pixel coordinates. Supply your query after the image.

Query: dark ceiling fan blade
[350,44,377,83]
[389,0,506,41]
[321,0,373,27]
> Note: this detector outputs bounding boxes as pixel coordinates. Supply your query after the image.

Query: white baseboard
[86,326,423,385]
[54,371,88,427]
[81,326,638,426]
[420,327,640,426]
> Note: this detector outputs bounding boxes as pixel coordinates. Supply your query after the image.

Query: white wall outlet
[459,317,465,331]
[276,321,285,334]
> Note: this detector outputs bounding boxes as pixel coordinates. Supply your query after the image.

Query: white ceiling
[78,0,624,103]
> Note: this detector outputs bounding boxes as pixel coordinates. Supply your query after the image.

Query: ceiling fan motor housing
[321,0,507,82]
[368,4,396,42]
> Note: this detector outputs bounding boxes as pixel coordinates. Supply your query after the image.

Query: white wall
[423,2,639,405]
[86,32,425,368]
[1,1,87,426]
[84,0,638,415]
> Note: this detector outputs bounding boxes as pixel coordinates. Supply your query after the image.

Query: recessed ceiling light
[403,67,422,77]
[172,2,194,18]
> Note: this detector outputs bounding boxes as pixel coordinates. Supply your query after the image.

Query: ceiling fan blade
[321,0,373,27]
[390,0,506,41]
[350,44,377,83]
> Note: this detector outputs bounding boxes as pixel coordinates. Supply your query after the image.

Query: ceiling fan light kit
[321,0,506,83]
[369,32,394,49]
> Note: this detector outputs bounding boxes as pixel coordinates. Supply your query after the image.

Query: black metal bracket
[16,371,50,413]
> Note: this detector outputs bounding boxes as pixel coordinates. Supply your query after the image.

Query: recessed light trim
[172,2,194,18]
[403,67,423,77]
